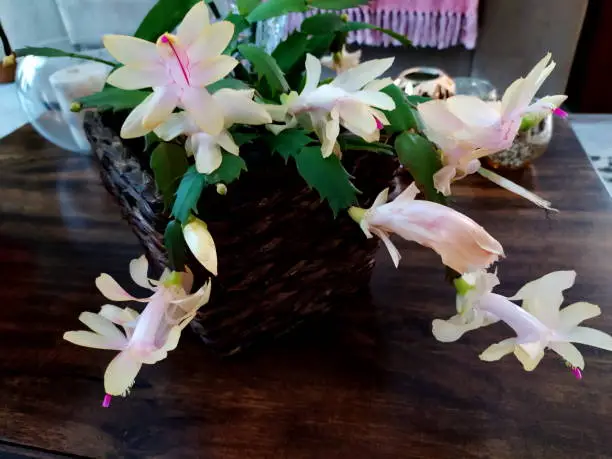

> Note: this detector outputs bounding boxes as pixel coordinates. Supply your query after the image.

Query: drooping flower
[348,183,504,274]
[183,216,218,275]
[267,54,395,157]
[479,271,612,372]
[64,255,212,399]
[103,2,238,138]
[320,45,362,74]
[155,88,271,173]
[417,53,566,197]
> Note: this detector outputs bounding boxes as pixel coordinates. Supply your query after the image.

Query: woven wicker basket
[84,111,403,354]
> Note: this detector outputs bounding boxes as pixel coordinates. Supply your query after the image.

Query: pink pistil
[102,393,112,408]
[374,117,383,130]
[163,34,190,85]
[553,107,568,119]
[571,367,583,380]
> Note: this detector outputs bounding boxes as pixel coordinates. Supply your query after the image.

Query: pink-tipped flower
[348,183,504,274]
[553,107,568,119]
[64,255,211,398]
[103,2,238,138]
[417,53,567,197]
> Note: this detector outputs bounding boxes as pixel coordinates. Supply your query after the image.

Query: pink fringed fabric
[285,0,479,49]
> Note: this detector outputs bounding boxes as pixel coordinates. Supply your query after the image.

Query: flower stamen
[102,393,112,408]
[162,34,190,86]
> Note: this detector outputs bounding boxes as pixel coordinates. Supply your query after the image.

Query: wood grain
[1,121,612,458]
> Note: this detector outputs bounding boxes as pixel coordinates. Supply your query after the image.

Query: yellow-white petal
[433,165,457,196]
[142,87,179,130]
[479,338,516,361]
[190,55,238,87]
[432,314,487,343]
[339,102,377,139]
[129,255,153,290]
[303,54,322,94]
[172,281,212,315]
[176,1,211,47]
[103,34,160,66]
[95,273,149,302]
[181,87,224,135]
[514,344,544,371]
[188,21,235,65]
[120,95,155,139]
[183,218,218,276]
[332,57,394,92]
[99,304,139,325]
[549,341,584,369]
[78,311,126,342]
[446,95,501,127]
[217,130,239,155]
[154,112,192,141]
[351,90,395,110]
[104,351,143,396]
[363,77,393,92]
[566,326,612,351]
[509,270,575,325]
[321,110,339,158]
[191,133,223,173]
[216,89,273,126]
[370,227,401,268]
[558,302,601,333]
[63,330,127,350]
[106,65,166,90]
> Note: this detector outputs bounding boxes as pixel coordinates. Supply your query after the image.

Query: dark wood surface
[1,120,612,458]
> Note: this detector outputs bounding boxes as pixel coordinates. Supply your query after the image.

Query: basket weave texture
[84,111,401,354]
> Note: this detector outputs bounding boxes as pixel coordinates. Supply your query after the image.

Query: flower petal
[433,166,457,196]
[103,34,160,66]
[176,1,211,47]
[549,341,585,370]
[120,95,155,139]
[183,218,218,276]
[566,326,612,351]
[509,270,576,325]
[171,281,212,316]
[558,302,601,332]
[351,90,395,110]
[190,55,238,87]
[95,273,149,302]
[332,57,394,92]
[104,351,143,396]
[63,330,127,350]
[446,95,501,128]
[513,344,544,371]
[363,77,393,92]
[155,112,192,140]
[99,304,140,325]
[79,311,126,342]
[188,21,234,65]
[215,89,273,126]
[106,65,167,90]
[479,338,516,361]
[370,227,401,268]
[191,133,223,174]
[338,102,377,139]
[216,130,239,155]
[432,313,491,343]
[142,87,179,130]
[181,87,224,135]
[129,255,153,290]
[303,54,322,95]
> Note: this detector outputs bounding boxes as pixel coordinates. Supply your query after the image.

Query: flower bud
[183,216,218,276]
[215,183,227,195]
[70,102,82,112]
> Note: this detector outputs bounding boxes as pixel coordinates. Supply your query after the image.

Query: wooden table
[1,121,612,458]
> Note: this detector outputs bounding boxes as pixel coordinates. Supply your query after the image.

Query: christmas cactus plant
[16,0,612,406]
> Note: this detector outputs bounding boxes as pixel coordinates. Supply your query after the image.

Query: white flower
[103,2,238,138]
[417,53,566,197]
[155,88,271,173]
[268,54,395,157]
[348,183,504,274]
[480,271,612,372]
[320,46,362,74]
[64,255,211,397]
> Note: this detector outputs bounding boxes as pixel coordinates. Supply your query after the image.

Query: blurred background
[1,0,611,188]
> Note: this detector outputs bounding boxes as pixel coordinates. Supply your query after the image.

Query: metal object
[394,67,456,99]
